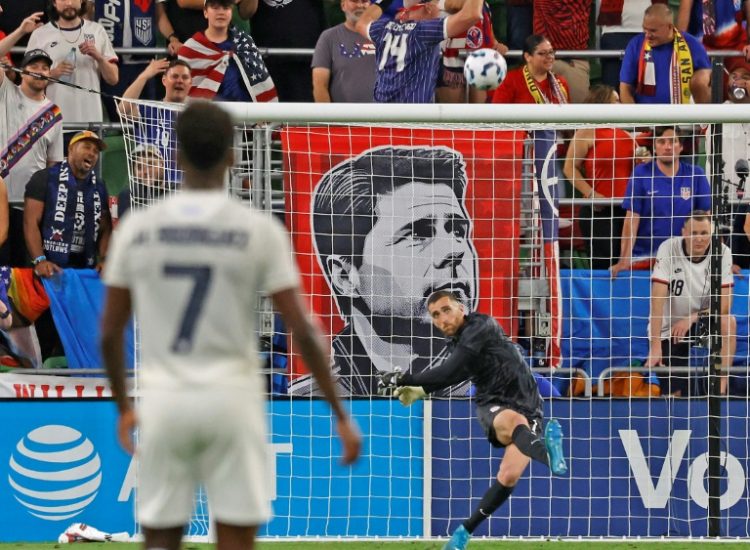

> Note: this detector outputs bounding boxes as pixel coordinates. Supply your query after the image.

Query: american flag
[533,129,561,368]
[178,30,277,102]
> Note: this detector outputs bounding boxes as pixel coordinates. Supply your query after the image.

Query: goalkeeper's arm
[399,345,473,393]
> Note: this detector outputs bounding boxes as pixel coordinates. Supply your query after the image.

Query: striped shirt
[368,17,447,103]
[533,0,591,51]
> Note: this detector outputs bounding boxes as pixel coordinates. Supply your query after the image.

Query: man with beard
[610,126,711,278]
[312,0,376,103]
[26,0,118,125]
[0,14,64,265]
[291,146,478,396]
[118,58,192,188]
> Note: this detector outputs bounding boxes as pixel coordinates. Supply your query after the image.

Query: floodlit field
[3,542,750,549]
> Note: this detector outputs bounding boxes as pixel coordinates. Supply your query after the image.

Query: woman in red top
[492,34,569,104]
[562,84,636,270]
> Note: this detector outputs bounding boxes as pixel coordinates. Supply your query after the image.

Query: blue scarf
[41,161,105,268]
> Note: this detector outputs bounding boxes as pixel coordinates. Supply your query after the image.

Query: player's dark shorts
[476,403,543,448]
[437,65,465,89]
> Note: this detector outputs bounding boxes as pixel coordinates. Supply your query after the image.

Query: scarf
[636,30,694,103]
[41,161,104,268]
[0,103,62,179]
[178,27,277,102]
[523,65,568,104]
[597,0,666,26]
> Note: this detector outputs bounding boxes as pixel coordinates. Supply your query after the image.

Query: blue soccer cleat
[544,418,568,476]
[443,525,471,550]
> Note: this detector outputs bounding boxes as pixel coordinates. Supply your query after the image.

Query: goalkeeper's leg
[494,411,567,475]
[443,446,528,549]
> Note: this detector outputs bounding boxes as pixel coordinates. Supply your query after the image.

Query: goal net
[118,99,750,540]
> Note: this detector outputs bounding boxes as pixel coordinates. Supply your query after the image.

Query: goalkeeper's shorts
[137,388,272,528]
[476,403,542,448]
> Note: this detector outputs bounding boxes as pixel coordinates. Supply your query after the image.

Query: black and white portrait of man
[290,146,479,395]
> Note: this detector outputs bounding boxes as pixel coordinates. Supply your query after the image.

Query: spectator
[562,85,636,270]
[248,0,326,102]
[118,59,192,186]
[355,0,484,103]
[533,0,591,103]
[436,0,507,104]
[26,0,118,125]
[178,0,277,102]
[117,144,167,220]
[156,0,256,56]
[0,18,64,267]
[597,0,651,90]
[677,0,750,74]
[312,0,376,103]
[610,126,711,278]
[619,3,711,104]
[646,211,735,396]
[492,34,569,104]
[23,130,111,276]
[93,0,157,121]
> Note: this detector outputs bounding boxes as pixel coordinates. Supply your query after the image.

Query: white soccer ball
[463,48,507,91]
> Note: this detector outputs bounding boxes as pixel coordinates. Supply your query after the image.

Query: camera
[689,315,710,348]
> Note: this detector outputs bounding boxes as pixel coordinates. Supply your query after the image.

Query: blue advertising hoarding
[0,399,422,542]
[431,399,750,538]
[0,398,747,541]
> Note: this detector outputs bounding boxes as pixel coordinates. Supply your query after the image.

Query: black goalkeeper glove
[377,368,403,396]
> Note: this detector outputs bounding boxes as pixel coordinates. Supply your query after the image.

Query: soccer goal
[119,100,750,540]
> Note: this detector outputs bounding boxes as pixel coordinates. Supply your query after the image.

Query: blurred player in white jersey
[101,101,361,550]
[646,210,735,396]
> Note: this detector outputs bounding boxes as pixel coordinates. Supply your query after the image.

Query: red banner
[282,126,523,395]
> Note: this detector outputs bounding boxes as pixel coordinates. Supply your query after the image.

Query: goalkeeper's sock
[462,482,514,533]
[512,424,549,466]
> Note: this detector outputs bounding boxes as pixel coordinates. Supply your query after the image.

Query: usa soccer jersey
[367,17,447,103]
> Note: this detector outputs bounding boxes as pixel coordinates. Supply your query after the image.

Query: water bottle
[59,47,76,84]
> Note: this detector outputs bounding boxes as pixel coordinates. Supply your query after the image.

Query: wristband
[0,307,10,320]
[32,255,47,266]
[168,33,179,41]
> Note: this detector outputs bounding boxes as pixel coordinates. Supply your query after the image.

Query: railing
[596,365,748,397]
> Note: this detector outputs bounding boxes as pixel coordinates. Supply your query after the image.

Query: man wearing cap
[178,0,276,102]
[24,129,112,277]
[26,0,118,124]
[0,12,64,266]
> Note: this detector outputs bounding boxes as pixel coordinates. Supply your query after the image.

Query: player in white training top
[101,101,360,550]
[646,210,735,396]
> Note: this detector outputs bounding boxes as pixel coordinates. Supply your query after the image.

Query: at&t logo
[8,425,102,520]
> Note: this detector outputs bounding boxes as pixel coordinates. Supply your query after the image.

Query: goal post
[118,98,750,540]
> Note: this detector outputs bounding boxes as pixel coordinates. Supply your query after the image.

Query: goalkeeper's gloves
[377,368,402,396]
[394,386,426,406]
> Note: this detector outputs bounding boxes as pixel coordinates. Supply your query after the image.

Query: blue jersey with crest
[368,17,446,103]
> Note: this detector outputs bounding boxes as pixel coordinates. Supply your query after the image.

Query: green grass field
[1,542,749,549]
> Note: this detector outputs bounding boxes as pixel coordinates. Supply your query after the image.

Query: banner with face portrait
[282,126,523,395]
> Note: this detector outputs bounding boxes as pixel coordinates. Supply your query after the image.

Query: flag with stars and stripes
[179,27,277,102]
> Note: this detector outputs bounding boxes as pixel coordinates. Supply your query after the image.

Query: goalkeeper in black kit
[378,290,567,550]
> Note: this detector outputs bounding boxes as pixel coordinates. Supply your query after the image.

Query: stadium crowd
[0,0,749,398]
